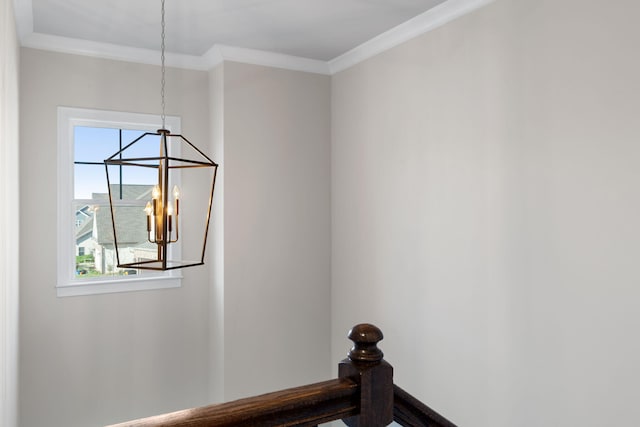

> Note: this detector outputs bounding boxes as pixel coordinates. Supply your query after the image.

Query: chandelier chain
[160,0,166,129]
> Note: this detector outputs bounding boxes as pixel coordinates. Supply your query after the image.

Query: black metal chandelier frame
[103,0,218,271]
[104,129,218,271]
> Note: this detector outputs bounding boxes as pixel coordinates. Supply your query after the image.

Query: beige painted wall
[19,0,640,425]
[208,63,225,403]
[1,0,20,425]
[19,50,332,425]
[220,61,332,400]
[331,0,640,426]
[19,48,213,427]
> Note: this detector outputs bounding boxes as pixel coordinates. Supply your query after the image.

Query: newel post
[339,324,394,427]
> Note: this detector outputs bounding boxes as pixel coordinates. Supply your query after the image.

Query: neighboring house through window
[57,107,182,297]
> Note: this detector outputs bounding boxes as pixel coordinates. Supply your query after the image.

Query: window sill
[56,275,181,297]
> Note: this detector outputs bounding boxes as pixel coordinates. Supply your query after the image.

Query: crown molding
[21,32,209,70]
[15,0,494,75]
[19,33,331,75]
[203,44,330,75]
[329,0,496,74]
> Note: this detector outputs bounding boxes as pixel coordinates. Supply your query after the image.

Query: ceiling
[14,0,492,73]
[25,0,445,59]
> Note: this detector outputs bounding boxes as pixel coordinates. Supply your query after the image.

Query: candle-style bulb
[167,201,174,232]
[144,202,153,233]
[152,185,161,199]
[173,185,180,199]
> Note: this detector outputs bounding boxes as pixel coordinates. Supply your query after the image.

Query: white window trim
[57,107,183,297]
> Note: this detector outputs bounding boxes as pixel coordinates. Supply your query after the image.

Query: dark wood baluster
[338,324,394,427]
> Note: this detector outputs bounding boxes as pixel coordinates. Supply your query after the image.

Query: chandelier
[104,0,218,271]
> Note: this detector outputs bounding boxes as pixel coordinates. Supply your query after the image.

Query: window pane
[120,132,162,163]
[74,126,159,278]
[122,164,158,189]
[121,129,146,145]
[74,202,100,277]
[75,126,120,163]
[75,164,121,199]
[73,202,162,279]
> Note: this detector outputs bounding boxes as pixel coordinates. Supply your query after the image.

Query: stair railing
[107,324,457,427]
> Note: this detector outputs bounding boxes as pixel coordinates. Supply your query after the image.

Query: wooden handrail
[107,324,458,427]
[108,378,359,427]
[393,384,457,427]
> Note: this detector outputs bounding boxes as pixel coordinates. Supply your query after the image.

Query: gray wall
[208,63,225,404]
[219,61,332,400]
[331,0,640,426]
[19,49,332,426]
[0,0,20,425]
[19,48,213,427]
[18,0,640,425]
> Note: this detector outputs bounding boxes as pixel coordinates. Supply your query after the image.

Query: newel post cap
[347,323,384,364]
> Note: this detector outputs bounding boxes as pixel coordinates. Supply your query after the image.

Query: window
[57,107,182,297]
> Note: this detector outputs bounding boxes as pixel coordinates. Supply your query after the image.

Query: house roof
[93,184,154,201]
[75,215,94,241]
[94,205,150,246]
[75,184,162,250]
